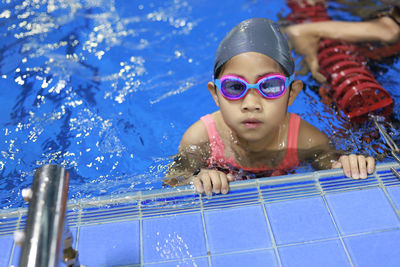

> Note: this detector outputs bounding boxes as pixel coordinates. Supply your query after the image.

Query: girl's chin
[235,133,271,144]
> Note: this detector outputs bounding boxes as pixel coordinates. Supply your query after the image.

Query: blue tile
[265,197,337,245]
[211,249,278,267]
[387,186,400,211]
[325,188,400,235]
[204,205,272,254]
[11,227,78,266]
[143,257,209,267]
[344,230,400,267]
[279,239,351,267]
[143,212,206,263]
[78,221,140,266]
[0,235,13,267]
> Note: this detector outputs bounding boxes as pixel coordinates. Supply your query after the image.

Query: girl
[165,18,375,195]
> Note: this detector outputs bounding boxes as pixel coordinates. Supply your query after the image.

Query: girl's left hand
[332,154,375,179]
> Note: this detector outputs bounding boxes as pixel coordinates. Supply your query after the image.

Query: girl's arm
[297,119,375,179]
[164,119,234,195]
[164,120,210,185]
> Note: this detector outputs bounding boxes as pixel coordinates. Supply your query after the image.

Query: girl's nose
[240,89,262,112]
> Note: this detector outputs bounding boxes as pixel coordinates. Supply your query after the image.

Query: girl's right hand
[191,169,235,195]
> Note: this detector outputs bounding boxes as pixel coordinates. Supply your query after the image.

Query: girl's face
[208,52,302,143]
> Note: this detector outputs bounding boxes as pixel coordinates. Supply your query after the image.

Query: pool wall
[1,161,400,266]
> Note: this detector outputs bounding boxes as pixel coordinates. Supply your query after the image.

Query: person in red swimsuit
[286,0,400,83]
[165,18,375,195]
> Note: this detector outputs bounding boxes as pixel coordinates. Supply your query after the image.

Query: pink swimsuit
[200,113,301,177]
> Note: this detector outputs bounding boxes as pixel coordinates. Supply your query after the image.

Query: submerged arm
[297,120,338,170]
[164,143,209,186]
[297,119,375,178]
[164,116,234,195]
[164,120,210,187]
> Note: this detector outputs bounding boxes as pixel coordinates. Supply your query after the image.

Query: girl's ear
[208,81,220,107]
[288,80,303,106]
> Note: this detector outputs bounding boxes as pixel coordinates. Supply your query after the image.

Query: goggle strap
[285,73,295,89]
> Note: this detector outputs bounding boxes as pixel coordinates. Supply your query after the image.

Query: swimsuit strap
[278,113,300,169]
[287,113,300,150]
[200,114,226,165]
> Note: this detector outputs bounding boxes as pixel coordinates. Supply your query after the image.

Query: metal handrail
[371,115,399,153]
[371,116,400,180]
[18,164,79,267]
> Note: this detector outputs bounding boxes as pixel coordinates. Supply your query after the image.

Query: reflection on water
[0,0,203,208]
[0,0,399,209]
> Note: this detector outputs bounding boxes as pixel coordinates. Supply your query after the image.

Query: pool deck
[1,161,400,266]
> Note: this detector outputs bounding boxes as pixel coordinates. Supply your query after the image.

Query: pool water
[0,0,400,210]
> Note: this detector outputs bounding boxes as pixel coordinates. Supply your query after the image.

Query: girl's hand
[191,169,235,195]
[332,155,375,179]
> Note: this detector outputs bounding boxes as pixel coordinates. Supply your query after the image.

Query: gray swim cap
[214,18,294,78]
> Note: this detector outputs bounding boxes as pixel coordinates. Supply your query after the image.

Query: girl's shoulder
[297,117,330,150]
[180,119,209,149]
[179,111,221,150]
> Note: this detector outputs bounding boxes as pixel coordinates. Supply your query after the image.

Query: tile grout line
[321,195,354,267]
[317,172,355,267]
[276,236,346,249]
[139,217,144,267]
[258,179,283,267]
[138,191,144,267]
[74,198,82,254]
[199,194,212,267]
[143,255,209,266]
[339,226,400,239]
[7,209,22,267]
[375,171,400,221]
[274,225,398,248]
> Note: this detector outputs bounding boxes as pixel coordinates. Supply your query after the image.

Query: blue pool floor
[1,162,400,266]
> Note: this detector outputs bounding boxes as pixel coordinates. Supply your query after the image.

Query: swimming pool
[0,0,399,210]
[1,1,400,266]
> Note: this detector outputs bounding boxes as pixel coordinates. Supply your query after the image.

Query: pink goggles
[214,73,294,100]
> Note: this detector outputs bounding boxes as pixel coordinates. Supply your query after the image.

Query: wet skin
[165,52,375,195]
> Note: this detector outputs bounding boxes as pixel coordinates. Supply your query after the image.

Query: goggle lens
[222,80,247,97]
[259,77,285,97]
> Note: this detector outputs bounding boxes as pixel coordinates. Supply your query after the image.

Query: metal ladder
[15,165,80,267]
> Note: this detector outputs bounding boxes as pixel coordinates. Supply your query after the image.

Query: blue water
[0,0,399,210]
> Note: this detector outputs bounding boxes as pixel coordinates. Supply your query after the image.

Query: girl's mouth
[242,119,262,129]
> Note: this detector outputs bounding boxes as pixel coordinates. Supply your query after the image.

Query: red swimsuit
[200,113,301,177]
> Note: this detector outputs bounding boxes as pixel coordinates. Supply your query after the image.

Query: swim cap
[214,18,294,78]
